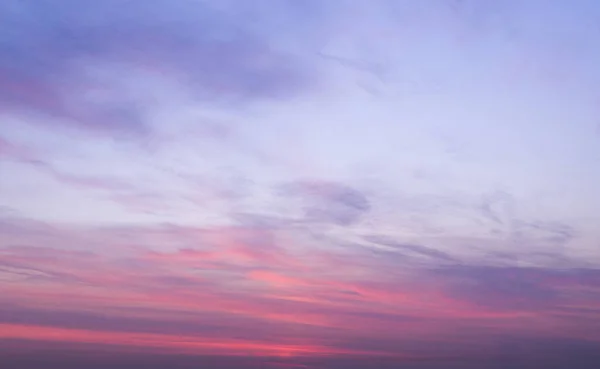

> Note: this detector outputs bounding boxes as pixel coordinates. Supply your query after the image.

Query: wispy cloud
[279,181,371,226]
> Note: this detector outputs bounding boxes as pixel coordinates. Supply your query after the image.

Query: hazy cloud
[0,0,315,137]
[364,235,455,262]
[281,181,371,226]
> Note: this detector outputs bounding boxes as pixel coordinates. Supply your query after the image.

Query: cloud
[0,323,346,357]
[364,235,455,262]
[231,213,299,229]
[480,190,516,226]
[3,347,600,369]
[1,0,600,366]
[513,221,576,248]
[1,216,599,360]
[0,135,43,164]
[280,181,371,226]
[0,304,335,347]
[0,0,315,138]
[441,266,558,311]
[435,265,600,312]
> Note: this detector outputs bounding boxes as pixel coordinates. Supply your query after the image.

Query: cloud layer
[1,0,600,368]
[1,218,599,362]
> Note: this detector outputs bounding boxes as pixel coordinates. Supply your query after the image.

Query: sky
[1,1,600,368]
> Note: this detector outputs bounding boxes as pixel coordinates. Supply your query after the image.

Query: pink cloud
[1,219,599,359]
[0,323,366,358]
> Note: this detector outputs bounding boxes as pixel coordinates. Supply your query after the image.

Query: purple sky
[1,1,600,368]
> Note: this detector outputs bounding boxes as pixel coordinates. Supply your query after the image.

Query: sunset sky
[1,1,600,368]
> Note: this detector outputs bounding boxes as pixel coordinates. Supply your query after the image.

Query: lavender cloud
[280,181,371,226]
[363,235,455,262]
[0,0,315,138]
[434,265,600,312]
